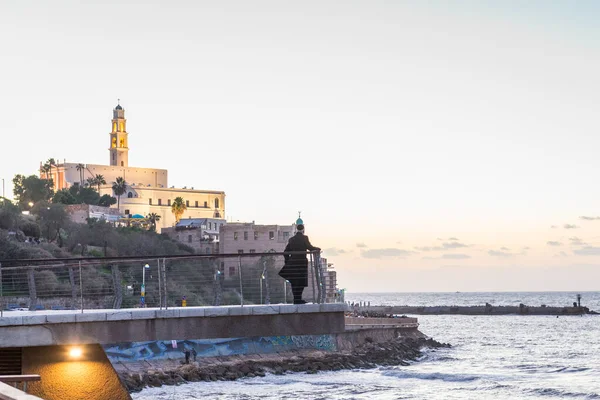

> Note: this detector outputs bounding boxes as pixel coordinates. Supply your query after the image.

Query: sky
[1,1,600,292]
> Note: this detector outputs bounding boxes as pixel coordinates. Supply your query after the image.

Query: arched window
[121,161,124,167]
[112,122,117,132]
[111,137,117,148]
[214,198,219,209]
[119,138,125,148]
[119,122,124,132]
[127,192,133,198]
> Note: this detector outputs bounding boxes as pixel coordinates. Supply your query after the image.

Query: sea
[132,292,600,400]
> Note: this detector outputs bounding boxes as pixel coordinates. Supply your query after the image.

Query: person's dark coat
[279,232,320,288]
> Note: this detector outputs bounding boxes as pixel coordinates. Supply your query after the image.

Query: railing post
[0,262,3,318]
[111,264,123,309]
[27,267,37,311]
[157,259,162,310]
[213,259,222,306]
[238,255,244,306]
[162,258,168,309]
[310,253,316,304]
[79,261,84,313]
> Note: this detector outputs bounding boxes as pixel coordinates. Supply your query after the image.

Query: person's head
[296,224,305,234]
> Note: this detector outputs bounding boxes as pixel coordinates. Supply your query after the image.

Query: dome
[296,217,304,225]
[115,104,123,110]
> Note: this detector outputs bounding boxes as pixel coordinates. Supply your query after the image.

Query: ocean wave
[525,387,600,398]
[380,368,481,382]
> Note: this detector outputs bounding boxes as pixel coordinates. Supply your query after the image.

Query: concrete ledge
[226,306,252,316]
[45,314,76,324]
[252,306,279,315]
[106,311,133,321]
[21,316,47,326]
[75,313,107,323]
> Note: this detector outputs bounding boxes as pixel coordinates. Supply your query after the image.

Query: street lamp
[141,263,150,307]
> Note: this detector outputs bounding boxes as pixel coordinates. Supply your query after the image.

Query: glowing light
[69,347,82,358]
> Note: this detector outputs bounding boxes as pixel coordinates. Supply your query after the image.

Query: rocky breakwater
[119,336,450,393]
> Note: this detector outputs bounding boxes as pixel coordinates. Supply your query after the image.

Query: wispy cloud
[488,250,514,257]
[323,248,348,256]
[547,241,562,247]
[356,242,367,248]
[553,251,569,258]
[448,237,459,241]
[568,237,586,246]
[523,247,531,250]
[443,241,468,249]
[414,246,444,252]
[573,246,600,256]
[563,224,579,229]
[361,248,416,259]
[551,225,558,229]
[442,253,471,260]
[500,247,510,251]
[579,216,600,221]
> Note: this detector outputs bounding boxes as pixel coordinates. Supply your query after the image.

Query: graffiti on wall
[103,334,336,363]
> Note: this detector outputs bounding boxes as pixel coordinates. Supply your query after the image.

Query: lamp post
[141,263,150,307]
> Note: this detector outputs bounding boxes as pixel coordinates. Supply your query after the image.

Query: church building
[42,102,225,231]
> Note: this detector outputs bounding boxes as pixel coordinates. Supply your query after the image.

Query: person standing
[280,223,320,304]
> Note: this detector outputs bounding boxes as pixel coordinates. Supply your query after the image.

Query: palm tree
[146,213,161,231]
[40,163,51,179]
[171,197,187,223]
[111,177,127,211]
[94,174,106,192]
[46,158,56,182]
[75,163,85,186]
[85,177,95,188]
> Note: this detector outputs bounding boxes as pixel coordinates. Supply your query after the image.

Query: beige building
[219,222,295,278]
[162,218,226,254]
[42,103,225,231]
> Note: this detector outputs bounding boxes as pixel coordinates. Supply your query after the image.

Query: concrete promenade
[0,303,347,347]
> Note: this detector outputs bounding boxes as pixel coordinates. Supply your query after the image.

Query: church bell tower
[109,100,129,167]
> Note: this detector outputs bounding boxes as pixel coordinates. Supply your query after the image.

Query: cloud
[442,253,471,260]
[573,246,600,256]
[448,237,459,241]
[436,238,443,241]
[356,243,367,248]
[500,247,510,251]
[563,224,579,229]
[568,237,586,246]
[361,248,416,259]
[443,241,468,249]
[551,225,558,229]
[547,241,562,247]
[323,248,348,256]
[414,246,444,252]
[488,250,514,257]
[553,251,569,258]
[579,216,600,221]
[522,247,531,250]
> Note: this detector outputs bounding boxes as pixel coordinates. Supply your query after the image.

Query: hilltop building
[41,103,225,230]
[161,217,226,254]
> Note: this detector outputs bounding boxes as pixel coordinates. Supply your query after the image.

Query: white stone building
[41,103,225,231]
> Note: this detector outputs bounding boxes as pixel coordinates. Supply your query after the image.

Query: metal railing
[0,375,40,394]
[0,251,336,314]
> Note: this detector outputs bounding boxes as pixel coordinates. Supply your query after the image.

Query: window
[124,209,130,215]
[244,231,248,240]
[119,138,125,147]
[269,231,275,240]
[229,266,236,276]
[204,201,208,208]
[238,249,244,254]
[149,199,152,205]
[120,161,124,167]
[188,235,192,243]
[205,247,210,254]
[119,122,124,132]
[283,231,290,239]
[127,192,133,198]
[214,198,219,208]
[168,199,171,206]
[111,137,117,148]
[195,201,198,207]
[209,222,212,230]
[186,200,189,207]
[113,122,117,132]
[234,232,238,240]
[249,249,256,254]
[112,153,115,161]
[158,199,162,206]
[254,231,259,240]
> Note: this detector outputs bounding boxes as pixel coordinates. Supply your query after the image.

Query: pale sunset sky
[1,1,599,292]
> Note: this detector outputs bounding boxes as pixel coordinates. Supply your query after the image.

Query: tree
[33,202,69,246]
[94,174,106,192]
[52,185,100,206]
[40,164,51,179]
[76,163,85,186]
[146,213,161,231]
[98,194,117,207]
[112,177,127,211]
[12,174,54,209]
[171,197,186,223]
[46,158,57,181]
